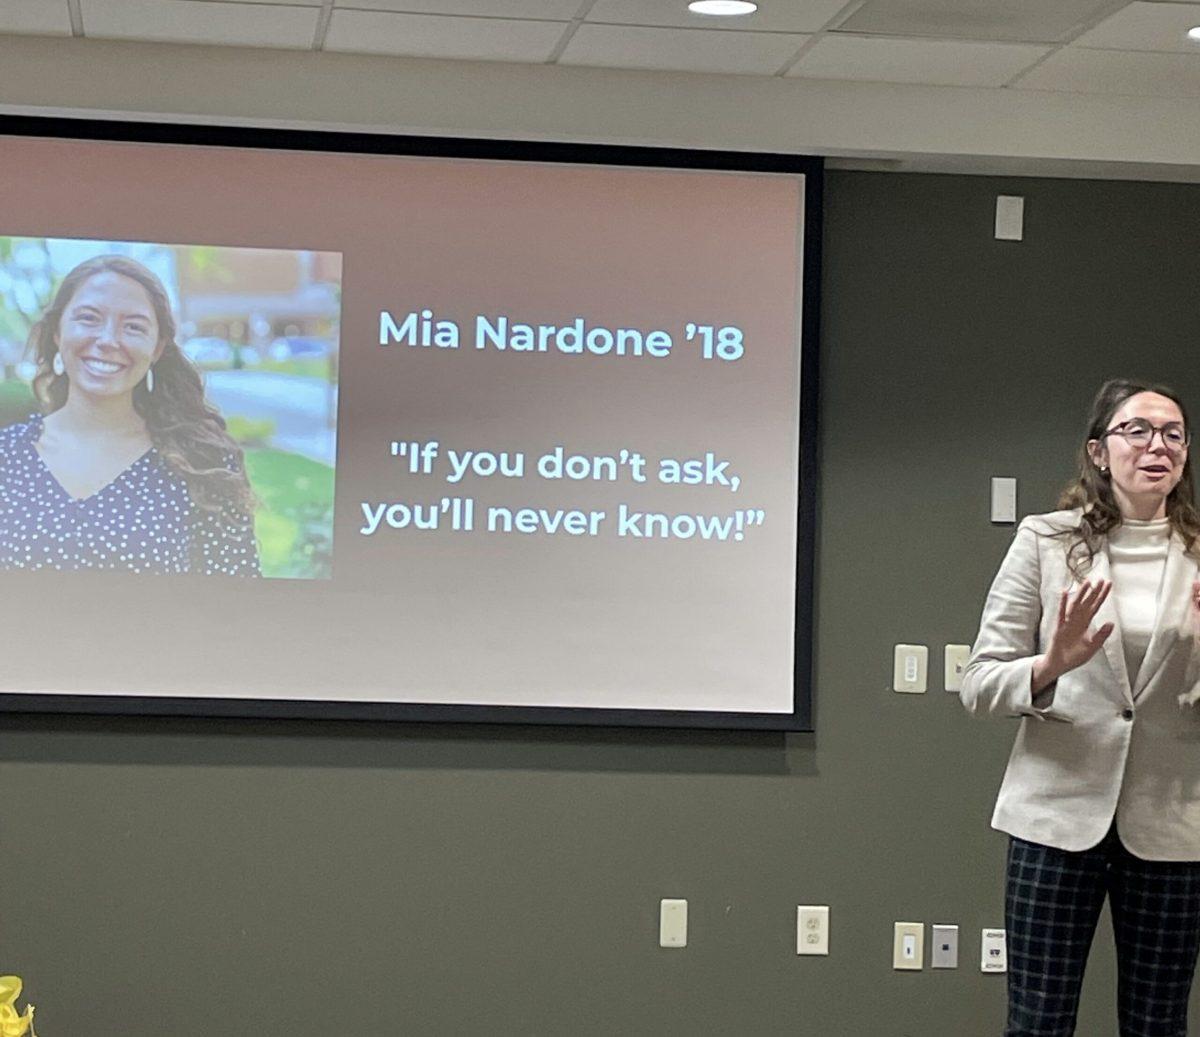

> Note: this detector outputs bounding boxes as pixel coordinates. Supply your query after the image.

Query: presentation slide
[0,130,811,721]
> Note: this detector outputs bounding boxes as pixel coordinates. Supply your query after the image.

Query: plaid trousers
[1005,822,1200,1037]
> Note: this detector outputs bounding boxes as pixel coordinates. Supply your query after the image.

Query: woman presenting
[0,254,259,576]
[962,379,1200,1036]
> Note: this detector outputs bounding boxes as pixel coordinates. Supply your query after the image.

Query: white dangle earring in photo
[145,366,154,393]
[52,352,64,376]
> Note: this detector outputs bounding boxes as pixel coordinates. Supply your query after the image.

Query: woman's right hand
[1033,579,1115,692]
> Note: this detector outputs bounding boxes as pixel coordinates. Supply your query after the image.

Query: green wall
[4,170,1199,1035]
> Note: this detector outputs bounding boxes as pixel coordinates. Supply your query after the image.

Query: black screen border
[0,114,822,732]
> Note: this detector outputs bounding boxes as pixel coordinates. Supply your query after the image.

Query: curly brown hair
[1052,378,1200,578]
[28,254,254,513]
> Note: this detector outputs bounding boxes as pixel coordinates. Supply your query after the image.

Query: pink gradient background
[0,135,805,712]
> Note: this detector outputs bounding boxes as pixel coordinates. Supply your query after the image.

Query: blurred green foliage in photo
[244,448,335,581]
[0,380,35,427]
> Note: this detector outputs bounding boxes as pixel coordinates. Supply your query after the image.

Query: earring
[145,367,154,393]
[1100,466,1108,474]
[52,353,64,376]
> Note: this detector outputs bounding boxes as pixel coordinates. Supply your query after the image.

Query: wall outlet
[797,905,829,955]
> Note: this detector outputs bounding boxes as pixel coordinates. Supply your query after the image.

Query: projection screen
[0,118,820,730]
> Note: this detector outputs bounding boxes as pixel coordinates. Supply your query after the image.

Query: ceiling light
[688,1,758,16]
[1189,26,1200,41]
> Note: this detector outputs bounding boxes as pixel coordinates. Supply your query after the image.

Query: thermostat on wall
[991,478,1016,524]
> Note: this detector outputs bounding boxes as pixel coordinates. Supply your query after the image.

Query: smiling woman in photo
[0,254,260,575]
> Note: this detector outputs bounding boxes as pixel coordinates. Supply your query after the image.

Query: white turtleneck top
[1106,516,1172,685]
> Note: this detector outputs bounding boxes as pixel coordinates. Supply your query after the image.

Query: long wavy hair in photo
[27,253,254,513]
[1053,378,1200,579]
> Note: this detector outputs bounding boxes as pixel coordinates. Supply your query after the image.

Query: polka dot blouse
[0,413,260,576]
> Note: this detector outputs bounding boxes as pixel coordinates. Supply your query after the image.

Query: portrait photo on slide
[0,236,342,580]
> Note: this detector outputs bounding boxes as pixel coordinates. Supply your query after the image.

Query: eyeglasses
[1102,418,1191,450]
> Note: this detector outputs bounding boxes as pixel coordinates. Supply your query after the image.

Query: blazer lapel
[1131,532,1196,700]
[1086,546,1134,705]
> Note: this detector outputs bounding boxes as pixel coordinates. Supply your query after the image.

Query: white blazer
[961,507,1200,860]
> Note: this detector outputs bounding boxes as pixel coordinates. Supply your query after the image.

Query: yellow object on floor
[0,977,36,1037]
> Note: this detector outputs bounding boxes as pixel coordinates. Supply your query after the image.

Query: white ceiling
[2,0,1200,96]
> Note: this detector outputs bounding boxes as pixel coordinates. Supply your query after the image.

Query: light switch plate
[893,644,928,694]
[893,922,923,970]
[797,905,829,956]
[932,924,959,968]
[982,928,1007,972]
[660,899,687,948]
[944,645,970,692]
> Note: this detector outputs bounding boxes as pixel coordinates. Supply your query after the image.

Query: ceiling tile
[177,0,323,5]
[332,0,579,16]
[788,34,1050,86]
[1072,1,1200,52]
[586,0,850,33]
[82,0,320,47]
[0,0,72,35]
[559,24,807,75]
[839,0,1120,43]
[325,9,566,61]
[1013,46,1200,96]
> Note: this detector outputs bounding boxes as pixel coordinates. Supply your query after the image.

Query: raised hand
[1042,579,1115,680]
